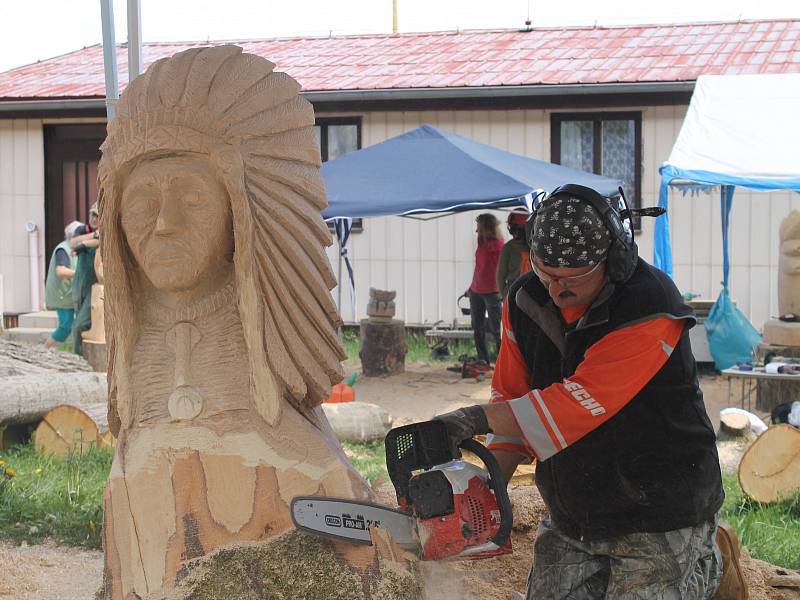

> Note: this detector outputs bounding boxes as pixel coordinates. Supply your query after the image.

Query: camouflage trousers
[525,516,722,600]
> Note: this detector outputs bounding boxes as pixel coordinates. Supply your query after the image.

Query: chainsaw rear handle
[459,438,513,550]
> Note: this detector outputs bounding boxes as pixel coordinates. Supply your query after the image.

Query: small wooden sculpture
[763,210,800,346]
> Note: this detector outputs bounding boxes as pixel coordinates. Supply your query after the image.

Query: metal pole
[127,0,142,82]
[392,0,398,33]
[99,0,119,120]
[337,236,343,340]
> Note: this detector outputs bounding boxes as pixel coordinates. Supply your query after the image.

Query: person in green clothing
[44,221,84,348]
[70,203,101,355]
[496,210,532,297]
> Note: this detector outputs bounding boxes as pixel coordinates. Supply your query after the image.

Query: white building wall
[325,106,792,331]
[0,111,791,330]
[0,118,45,314]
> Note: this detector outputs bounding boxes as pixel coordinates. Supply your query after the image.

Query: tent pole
[337,235,343,340]
[99,0,119,120]
[127,0,142,81]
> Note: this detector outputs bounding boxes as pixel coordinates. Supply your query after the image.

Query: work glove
[434,405,492,458]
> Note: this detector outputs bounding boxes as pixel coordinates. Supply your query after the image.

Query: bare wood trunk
[102,407,377,599]
[0,373,108,426]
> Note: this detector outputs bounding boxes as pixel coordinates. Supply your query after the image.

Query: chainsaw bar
[291,496,419,551]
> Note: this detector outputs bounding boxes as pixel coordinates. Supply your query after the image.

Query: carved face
[120,155,234,292]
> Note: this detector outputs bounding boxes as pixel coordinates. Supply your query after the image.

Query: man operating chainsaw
[435,184,748,599]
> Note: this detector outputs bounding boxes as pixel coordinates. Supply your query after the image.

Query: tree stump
[755,343,800,412]
[719,412,750,437]
[81,340,108,372]
[359,320,407,376]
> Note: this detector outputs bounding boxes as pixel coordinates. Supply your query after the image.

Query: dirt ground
[0,362,793,599]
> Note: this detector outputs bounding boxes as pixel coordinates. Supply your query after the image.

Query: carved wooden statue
[98,46,414,599]
[81,251,107,371]
[777,210,800,318]
[360,289,407,376]
[366,287,397,322]
[763,210,800,346]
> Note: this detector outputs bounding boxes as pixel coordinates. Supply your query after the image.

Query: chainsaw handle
[459,438,513,549]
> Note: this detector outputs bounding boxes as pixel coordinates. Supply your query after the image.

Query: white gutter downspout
[100,0,119,120]
[26,222,40,312]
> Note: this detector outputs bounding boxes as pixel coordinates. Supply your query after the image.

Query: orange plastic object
[325,383,355,403]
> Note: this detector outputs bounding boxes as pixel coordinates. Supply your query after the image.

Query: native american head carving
[98,45,345,434]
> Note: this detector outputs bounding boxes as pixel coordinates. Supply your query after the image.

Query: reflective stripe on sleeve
[531,389,568,450]
[509,393,558,461]
[486,433,528,447]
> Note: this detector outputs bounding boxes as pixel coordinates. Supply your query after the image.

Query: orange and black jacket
[488,258,723,541]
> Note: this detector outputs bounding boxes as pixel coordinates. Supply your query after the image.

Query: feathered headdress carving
[98,45,345,432]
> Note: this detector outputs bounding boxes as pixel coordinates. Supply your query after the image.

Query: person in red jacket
[467,213,504,364]
[436,186,747,600]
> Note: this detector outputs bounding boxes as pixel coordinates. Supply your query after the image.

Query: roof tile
[1,19,799,99]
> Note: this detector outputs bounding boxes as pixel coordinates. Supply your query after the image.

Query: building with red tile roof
[0,19,798,336]
[0,19,798,107]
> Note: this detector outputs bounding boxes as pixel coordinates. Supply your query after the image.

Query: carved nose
[154,195,180,235]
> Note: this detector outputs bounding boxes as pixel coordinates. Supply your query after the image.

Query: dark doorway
[43,124,106,261]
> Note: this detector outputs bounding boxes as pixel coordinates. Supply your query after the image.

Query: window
[551,112,642,228]
[314,117,363,232]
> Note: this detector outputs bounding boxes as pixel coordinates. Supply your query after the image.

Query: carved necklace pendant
[165,321,203,420]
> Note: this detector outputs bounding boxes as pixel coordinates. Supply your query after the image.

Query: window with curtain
[314,117,363,232]
[551,112,642,228]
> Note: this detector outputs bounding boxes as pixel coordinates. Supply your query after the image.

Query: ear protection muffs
[526,183,638,284]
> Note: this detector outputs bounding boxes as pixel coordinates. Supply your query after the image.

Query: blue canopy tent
[655,74,800,368]
[320,124,623,313]
[322,124,622,219]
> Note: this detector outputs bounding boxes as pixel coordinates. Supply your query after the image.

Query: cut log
[0,373,107,426]
[32,403,116,456]
[33,405,100,457]
[738,424,800,503]
[322,401,393,442]
[720,412,751,437]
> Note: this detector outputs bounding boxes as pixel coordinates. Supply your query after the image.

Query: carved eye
[183,191,203,207]
[121,193,158,224]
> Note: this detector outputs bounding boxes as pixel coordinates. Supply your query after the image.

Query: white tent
[655,73,800,368]
[654,73,800,280]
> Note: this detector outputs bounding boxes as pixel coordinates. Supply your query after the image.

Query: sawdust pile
[164,530,422,600]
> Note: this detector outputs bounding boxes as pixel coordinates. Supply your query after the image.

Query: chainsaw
[291,420,513,560]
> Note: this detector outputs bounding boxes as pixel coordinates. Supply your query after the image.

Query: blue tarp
[321,124,622,219]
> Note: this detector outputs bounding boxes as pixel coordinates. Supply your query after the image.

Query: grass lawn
[0,443,110,549]
[340,326,475,365]
[719,471,800,570]
[1,443,798,570]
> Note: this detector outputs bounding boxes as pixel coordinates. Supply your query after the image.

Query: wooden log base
[163,529,422,600]
[102,420,372,600]
[33,405,100,457]
[359,320,407,377]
